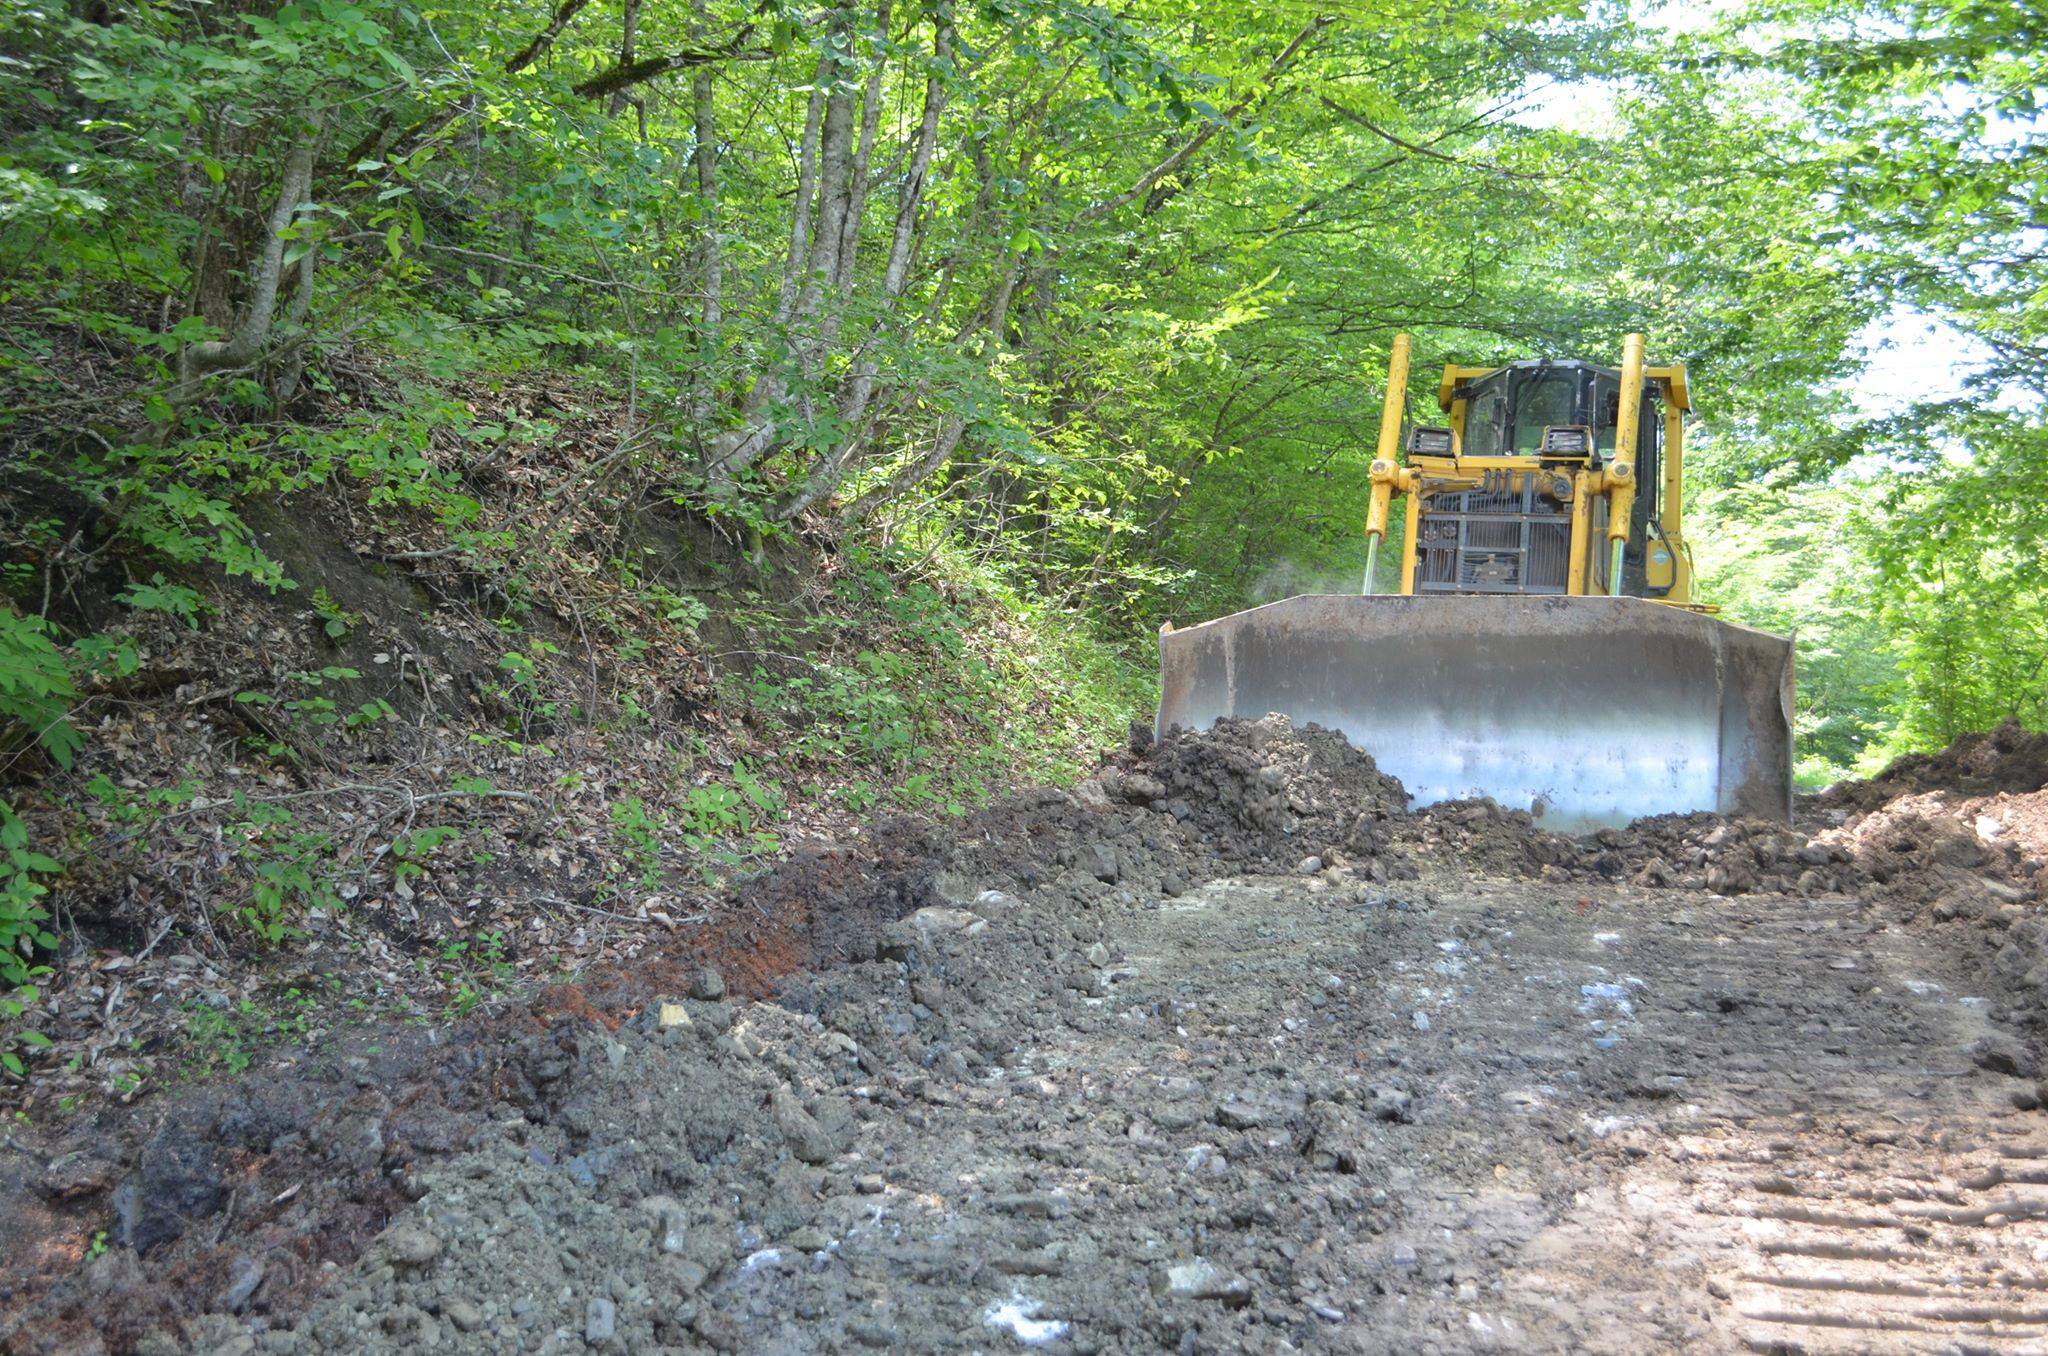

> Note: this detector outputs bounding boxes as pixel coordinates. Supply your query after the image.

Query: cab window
[1512,372,1578,453]
[1462,376,1508,456]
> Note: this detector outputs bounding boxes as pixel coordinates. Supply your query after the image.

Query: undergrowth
[0,349,1153,1098]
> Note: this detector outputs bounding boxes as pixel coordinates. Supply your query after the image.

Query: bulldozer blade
[1157,595,1793,830]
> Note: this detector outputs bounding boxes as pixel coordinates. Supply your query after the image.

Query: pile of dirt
[1817,719,2048,809]
[551,715,1413,1020]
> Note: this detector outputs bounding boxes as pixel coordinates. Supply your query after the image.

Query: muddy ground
[5,717,2048,1354]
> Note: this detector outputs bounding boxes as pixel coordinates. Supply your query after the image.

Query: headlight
[1406,426,1454,455]
[1540,425,1592,456]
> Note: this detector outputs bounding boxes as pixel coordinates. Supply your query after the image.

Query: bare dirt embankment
[4,718,2046,1355]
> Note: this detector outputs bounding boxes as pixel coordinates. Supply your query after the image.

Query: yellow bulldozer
[1157,333,1795,830]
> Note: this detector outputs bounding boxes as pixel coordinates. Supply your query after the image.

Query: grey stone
[584,1295,617,1345]
[1085,842,1121,883]
[1151,1259,1251,1307]
[110,1132,224,1255]
[881,907,988,960]
[1073,779,1114,811]
[1369,1084,1414,1123]
[217,1254,265,1313]
[1121,774,1167,803]
[772,1091,841,1164]
[380,1226,444,1270]
[989,1191,1067,1219]
[640,1195,690,1253]
[444,1298,486,1333]
[1215,1099,1265,1130]
[1969,1034,2038,1078]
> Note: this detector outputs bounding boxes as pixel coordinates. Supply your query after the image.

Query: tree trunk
[837,236,1018,527]
[703,9,853,485]
[776,19,953,521]
[172,123,320,407]
[688,0,722,432]
[774,50,833,326]
[608,0,641,127]
[836,0,890,291]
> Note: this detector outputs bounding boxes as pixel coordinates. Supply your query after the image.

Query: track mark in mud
[1508,912,2048,1356]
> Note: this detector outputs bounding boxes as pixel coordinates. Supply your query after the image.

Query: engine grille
[1415,473,1571,595]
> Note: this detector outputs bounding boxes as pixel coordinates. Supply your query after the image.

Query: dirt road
[274,881,2043,1353]
[12,719,2048,1354]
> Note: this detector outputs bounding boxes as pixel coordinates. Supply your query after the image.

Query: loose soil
[4,717,2046,1355]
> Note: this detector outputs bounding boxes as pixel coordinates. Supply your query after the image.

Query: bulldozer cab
[1421,360,1671,597]
[1156,332,1795,830]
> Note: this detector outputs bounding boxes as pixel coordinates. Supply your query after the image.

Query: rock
[1706,863,1756,896]
[1121,773,1167,803]
[380,1225,445,1271]
[990,1192,1068,1219]
[1073,778,1114,812]
[308,1089,391,1170]
[1968,1034,2038,1078]
[110,1131,224,1255]
[850,1320,899,1348]
[1305,1103,1370,1173]
[784,1226,830,1252]
[1369,1084,1414,1123]
[585,1295,617,1345]
[772,1091,842,1164]
[1930,827,1987,869]
[1151,1260,1252,1307]
[1160,872,1189,897]
[640,1195,690,1253]
[216,1254,265,1313]
[689,968,727,1001]
[1085,841,1121,883]
[1215,1099,1265,1130]
[854,1174,886,1195]
[38,1152,121,1201]
[881,907,988,959]
[657,1002,693,1030]
[1085,941,1110,968]
[1296,856,1323,875]
[443,1299,486,1333]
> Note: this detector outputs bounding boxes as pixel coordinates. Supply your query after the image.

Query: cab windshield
[1512,373,1578,453]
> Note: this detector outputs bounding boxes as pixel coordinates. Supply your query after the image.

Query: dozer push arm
[1600,331,1645,597]
[1362,332,1415,594]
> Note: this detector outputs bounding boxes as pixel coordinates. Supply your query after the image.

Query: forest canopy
[2,0,2043,790]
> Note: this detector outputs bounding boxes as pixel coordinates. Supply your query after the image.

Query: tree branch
[571,31,770,99]
[506,0,593,74]
[1076,15,1332,225]
[1317,96,1540,180]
